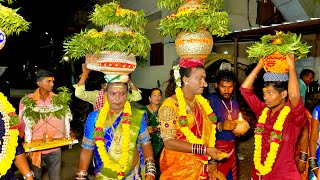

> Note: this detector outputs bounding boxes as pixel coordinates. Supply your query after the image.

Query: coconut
[233,113,250,136]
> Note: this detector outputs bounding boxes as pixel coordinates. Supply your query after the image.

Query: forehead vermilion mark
[45,77,55,81]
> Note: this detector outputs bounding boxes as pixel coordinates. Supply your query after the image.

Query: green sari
[140,106,163,156]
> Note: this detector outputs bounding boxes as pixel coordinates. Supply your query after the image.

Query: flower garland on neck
[0,92,19,177]
[173,65,217,151]
[253,106,290,175]
[94,97,131,180]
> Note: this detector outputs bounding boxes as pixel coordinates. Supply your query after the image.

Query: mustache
[222,93,231,96]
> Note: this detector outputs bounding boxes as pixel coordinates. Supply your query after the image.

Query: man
[19,70,72,180]
[299,69,314,104]
[158,61,226,179]
[240,54,306,179]
[207,69,239,180]
[77,81,156,179]
[74,63,142,110]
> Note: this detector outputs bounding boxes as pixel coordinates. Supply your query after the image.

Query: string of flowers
[173,66,217,149]
[94,97,131,179]
[0,92,19,177]
[253,106,290,175]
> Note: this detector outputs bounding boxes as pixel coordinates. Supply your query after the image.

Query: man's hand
[81,63,91,75]
[257,58,264,68]
[221,120,237,131]
[297,160,306,173]
[207,147,228,161]
[286,53,295,68]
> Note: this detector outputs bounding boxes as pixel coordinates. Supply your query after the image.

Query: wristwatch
[23,171,34,179]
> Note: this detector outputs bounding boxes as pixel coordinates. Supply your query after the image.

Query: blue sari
[82,108,150,179]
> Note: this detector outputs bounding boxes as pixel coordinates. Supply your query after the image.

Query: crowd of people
[1,55,320,180]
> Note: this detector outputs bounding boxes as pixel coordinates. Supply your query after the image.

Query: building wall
[122,0,260,92]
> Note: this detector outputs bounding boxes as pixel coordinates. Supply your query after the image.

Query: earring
[185,81,188,85]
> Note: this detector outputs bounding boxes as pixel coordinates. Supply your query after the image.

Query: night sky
[0,0,96,88]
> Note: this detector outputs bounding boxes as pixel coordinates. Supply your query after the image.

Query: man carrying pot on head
[77,74,155,179]
[240,54,306,179]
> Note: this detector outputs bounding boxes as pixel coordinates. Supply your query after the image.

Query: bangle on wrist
[23,171,34,179]
[299,151,308,162]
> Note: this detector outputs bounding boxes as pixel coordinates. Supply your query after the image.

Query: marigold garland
[94,97,132,180]
[253,106,290,176]
[0,92,19,177]
[175,87,217,150]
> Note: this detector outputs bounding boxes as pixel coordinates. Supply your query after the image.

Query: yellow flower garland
[175,87,217,148]
[0,92,19,177]
[94,98,132,180]
[253,106,290,176]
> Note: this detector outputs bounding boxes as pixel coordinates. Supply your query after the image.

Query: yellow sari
[158,97,213,180]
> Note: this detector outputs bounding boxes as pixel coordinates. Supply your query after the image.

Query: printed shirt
[18,92,68,154]
[240,87,305,180]
[207,93,239,141]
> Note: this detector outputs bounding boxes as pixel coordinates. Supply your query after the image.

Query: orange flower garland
[0,92,19,177]
[175,87,217,148]
[253,106,290,175]
[94,98,131,179]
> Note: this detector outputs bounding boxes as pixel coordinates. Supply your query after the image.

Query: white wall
[123,0,259,91]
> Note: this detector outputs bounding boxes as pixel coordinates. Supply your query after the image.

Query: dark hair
[106,82,128,91]
[164,66,204,97]
[300,69,314,79]
[264,81,288,94]
[215,70,236,84]
[36,69,54,81]
[149,88,162,98]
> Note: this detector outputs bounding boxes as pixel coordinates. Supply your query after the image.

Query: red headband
[178,57,205,68]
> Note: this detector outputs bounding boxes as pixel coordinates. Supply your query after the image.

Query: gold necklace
[184,96,196,109]
[221,99,233,120]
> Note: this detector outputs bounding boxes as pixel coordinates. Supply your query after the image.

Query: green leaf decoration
[21,87,72,125]
[246,31,312,60]
[0,3,30,36]
[89,2,147,34]
[63,29,151,60]
[158,1,229,37]
[62,1,150,67]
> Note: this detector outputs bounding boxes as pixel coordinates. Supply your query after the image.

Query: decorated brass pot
[175,29,213,59]
[263,51,288,73]
[86,51,136,75]
[176,0,201,16]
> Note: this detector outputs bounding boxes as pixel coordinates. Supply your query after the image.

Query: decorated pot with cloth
[175,28,213,59]
[263,51,288,73]
[86,50,136,75]
[247,31,311,75]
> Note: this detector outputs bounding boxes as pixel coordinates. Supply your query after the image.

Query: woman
[309,104,320,179]
[141,88,163,179]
